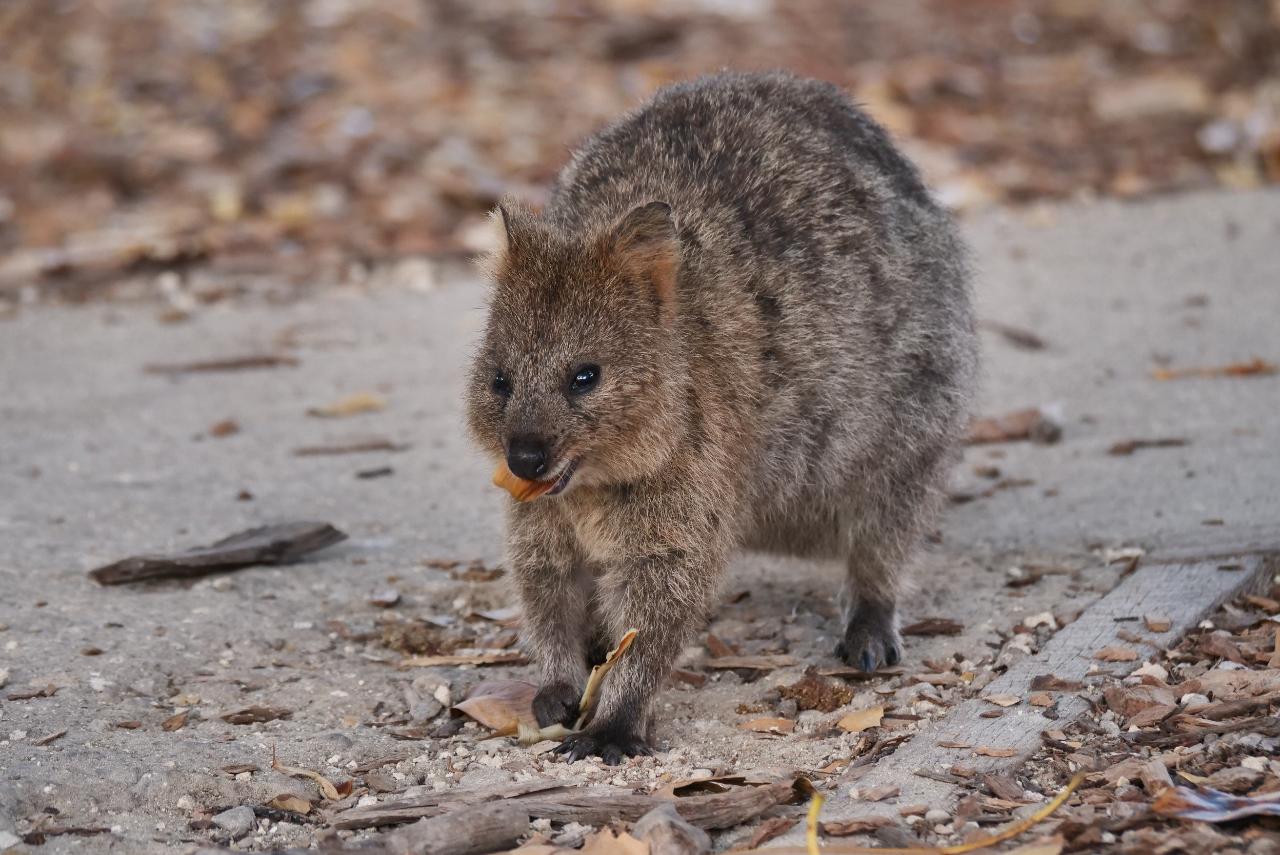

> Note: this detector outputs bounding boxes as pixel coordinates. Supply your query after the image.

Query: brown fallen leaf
[1107,437,1188,456]
[221,763,259,775]
[6,685,58,700]
[452,680,538,735]
[1143,614,1173,633]
[980,320,1047,351]
[706,633,739,658]
[162,710,189,732]
[1152,357,1277,381]
[580,828,648,855]
[401,652,528,667]
[740,717,795,735]
[1095,646,1139,662]
[209,418,240,437]
[820,815,894,836]
[704,655,797,671]
[1030,675,1083,691]
[221,705,292,725]
[114,720,142,729]
[779,669,854,713]
[860,784,900,802]
[901,617,964,636]
[272,746,343,801]
[980,710,1004,719]
[293,439,411,456]
[268,794,312,814]
[670,668,708,688]
[1028,693,1055,707]
[34,730,67,746]
[937,740,972,749]
[837,706,884,733]
[748,816,797,848]
[145,354,299,374]
[975,746,1018,757]
[983,694,1021,707]
[967,407,1062,445]
[308,391,386,418]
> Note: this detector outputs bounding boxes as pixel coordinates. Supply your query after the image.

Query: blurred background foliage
[1,0,1278,299]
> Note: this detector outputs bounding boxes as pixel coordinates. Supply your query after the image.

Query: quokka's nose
[506,437,549,480]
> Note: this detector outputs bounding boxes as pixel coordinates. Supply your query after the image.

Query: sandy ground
[1,188,1279,852]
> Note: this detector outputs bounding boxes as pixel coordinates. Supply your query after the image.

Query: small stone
[0,832,20,849]
[924,809,950,824]
[175,795,196,811]
[1180,692,1210,708]
[212,805,255,840]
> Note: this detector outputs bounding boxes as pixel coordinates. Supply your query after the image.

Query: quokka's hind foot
[834,598,901,672]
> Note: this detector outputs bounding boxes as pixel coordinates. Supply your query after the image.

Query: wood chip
[860,784,900,802]
[34,730,67,746]
[1144,614,1173,632]
[1030,675,1083,691]
[162,710,189,731]
[748,816,797,848]
[1028,693,1055,707]
[144,354,298,374]
[89,522,347,585]
[1107,437,1188,456]
[983,694,1021,707]
[703,655,796,671]
[221,705,292,725]
[820,816,894,836]
[293,439,411,456]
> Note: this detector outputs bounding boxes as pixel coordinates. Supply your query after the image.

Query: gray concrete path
[1,189,1277,852]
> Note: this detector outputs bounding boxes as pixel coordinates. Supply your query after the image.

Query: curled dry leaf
[162,710,189,731]
[975,746,1018,758]
[307,391,386,418]
[221,705,292,724]
[740,717,795,735]
[268,794,312,814]
[837,706,884,733]
[271,747,344,801]
[983,694,1021,707]
[515,629,639,745]
[452,680,538,735]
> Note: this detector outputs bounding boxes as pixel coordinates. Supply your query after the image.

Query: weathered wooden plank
[795,553,1272,835]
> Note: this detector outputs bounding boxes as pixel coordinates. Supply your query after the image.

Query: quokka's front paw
[554,723,653,766]
[532,681,581,728]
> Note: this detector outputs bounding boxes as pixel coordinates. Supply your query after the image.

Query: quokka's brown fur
[466,71,978,763]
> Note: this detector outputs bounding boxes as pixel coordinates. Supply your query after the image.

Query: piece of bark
[293,439,411,456]
[89,522,346,585]
[633,803,712,855]
[386,801,529,855]
[333,778,801,832]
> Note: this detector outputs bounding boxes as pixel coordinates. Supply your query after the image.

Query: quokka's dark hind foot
[835,598,902,672]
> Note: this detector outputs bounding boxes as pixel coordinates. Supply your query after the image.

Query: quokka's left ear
[612,201,680,318]
[479,195,534,280]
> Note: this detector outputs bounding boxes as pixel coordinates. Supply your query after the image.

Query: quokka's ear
[479,196,531,278]
[612,201,679,316]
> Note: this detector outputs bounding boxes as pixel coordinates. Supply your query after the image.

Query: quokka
[466,71,978,763]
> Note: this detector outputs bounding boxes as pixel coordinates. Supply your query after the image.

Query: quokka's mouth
[545,458,580,496]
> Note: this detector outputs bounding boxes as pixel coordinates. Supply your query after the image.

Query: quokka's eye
[568,364,601,394]
[491,371,512,397]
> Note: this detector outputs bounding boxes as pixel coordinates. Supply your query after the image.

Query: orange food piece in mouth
[492,462,554,502]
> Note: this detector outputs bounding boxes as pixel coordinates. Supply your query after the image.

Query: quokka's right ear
[479,196,531,278]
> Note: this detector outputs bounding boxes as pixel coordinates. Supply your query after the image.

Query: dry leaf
[984,694,1021,707]
[860,785,899,802]
[706,633,739,657]
[308,391,386,417]
[820,815,894,836]
[975,746,1018,758]
[837,706,884,733]
[901,617,963,636]
[162,710,189,731]
[937,739,972,749]
[401,652,528,667]
[1107,437,1187,456]
[221,705,292,724]
[1143,614,1173,633]
[748,816,797,848]
[740,717,795,735]
[452,680,538,735]
[579,829,648,855]
[272,747,342,801]
[1028,693,1054,707]
[145,355,298,374]
[1029,675,1083,691]
[268,794,312,814]
[967,407,1061,444]
[1095,646,1139,662]
[1152,358,1277,381]
[704,655,797,671]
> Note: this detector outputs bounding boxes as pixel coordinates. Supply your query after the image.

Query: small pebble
[212,806,255,840]
[924,809,950,824]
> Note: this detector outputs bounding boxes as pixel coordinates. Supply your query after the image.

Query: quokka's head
[465,198,685,498]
